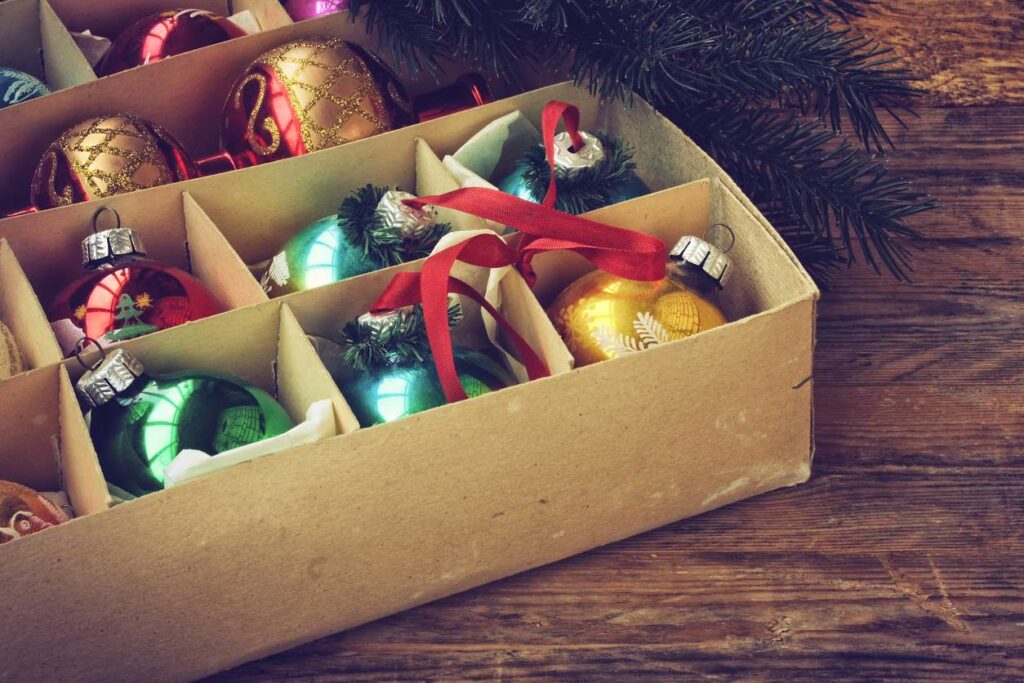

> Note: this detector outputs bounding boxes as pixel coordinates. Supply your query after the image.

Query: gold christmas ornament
[548,227,735,367]
[29,114,198,209]
[0,321,25,379]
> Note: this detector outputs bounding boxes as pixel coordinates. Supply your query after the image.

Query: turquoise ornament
[496,130,649,215]
[331,302,514,426]
[77,348,295,496]
[343,347,513,426]
[0,68,49,109]
[262,185,451,297]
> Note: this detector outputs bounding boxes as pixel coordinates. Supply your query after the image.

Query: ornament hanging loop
[73,336,107,372]
[706,223,736,253]
[91,206,122,234]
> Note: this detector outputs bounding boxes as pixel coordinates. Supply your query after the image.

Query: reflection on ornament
[0,480,70,544]
[0,67,49,109]
[261,185,450,298]
[79,349,295,496]
[47,209,223,351]
[282,0,349,21]
[29,114,198,210]
[219,37,406,169]
[548,233,734,367]
[97,10,246,76]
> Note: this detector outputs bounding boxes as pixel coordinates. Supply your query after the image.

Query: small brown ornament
[0,480,70,544]
[0,321,24,380]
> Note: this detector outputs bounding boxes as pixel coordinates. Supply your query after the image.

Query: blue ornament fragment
[0,67,50,109]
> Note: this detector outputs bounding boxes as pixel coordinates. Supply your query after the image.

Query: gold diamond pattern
[261,38,392,153]
[49,114,176,205]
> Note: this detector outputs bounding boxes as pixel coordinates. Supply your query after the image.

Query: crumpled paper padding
[163,399,337,488]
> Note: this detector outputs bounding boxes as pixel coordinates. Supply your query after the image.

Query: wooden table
[215,3,1024,680]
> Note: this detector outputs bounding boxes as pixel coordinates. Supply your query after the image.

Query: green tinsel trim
[337,184,452,268]
[518,133,638,215]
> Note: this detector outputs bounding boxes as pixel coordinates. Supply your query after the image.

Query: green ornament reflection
[89,371,295,496]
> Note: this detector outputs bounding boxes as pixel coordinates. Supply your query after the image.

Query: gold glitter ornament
[548,229,735,367]
[29,114,198,209]
[220,37,410,168]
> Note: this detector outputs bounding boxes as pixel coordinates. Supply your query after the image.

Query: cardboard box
[0,239,64,377]
[0,82,818,681]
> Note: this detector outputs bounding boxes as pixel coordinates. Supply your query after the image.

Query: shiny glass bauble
[547,270,727,367]
[0,480,69,544]
[340,348,513,426]
[89,370,295,496]
[220,37,410,169]
[97,10,246,76]
[282,0,349,21]
[47,261,224,345]
[0,67,49,109]
[29,114,198,209]
[260,215,378,297]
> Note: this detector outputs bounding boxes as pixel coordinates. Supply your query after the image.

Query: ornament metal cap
[357,296,464,337]
[670,232,734,287]
[75,344,145,409]
[553,130,605,174]
[82,207,146,269]
[375,190,437,244]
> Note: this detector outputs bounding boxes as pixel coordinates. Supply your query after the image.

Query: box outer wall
[0,85,818,680]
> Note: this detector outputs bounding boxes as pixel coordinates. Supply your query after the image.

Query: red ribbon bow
[370,101,668,404]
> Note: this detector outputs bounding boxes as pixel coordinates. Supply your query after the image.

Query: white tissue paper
[163,399,337,488]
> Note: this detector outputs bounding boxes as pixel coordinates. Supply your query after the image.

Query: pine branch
[337,184,452,267]
[517,134,638,214]
[682,105,935,280]
[342,299,463,370]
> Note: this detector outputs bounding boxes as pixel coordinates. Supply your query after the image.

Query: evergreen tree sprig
[342,299,463,370]
[338,184,452,268]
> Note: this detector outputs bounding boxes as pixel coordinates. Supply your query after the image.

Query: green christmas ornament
[497,130,649,214]
[77,347,295,496]
[334,301,514,426]
[261,185,452,297]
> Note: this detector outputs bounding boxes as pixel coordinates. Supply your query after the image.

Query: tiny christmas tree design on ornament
[106,293,158,341]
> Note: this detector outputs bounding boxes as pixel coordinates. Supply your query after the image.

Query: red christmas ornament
[26,113,198,212]
[47,208,223,353]
[97,9,247,77]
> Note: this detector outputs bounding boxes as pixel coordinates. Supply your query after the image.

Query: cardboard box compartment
[0,239,64,377]
[0,0,95,97]
[0,79,818,680]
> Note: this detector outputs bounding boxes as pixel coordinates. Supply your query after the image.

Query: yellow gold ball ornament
[548,229,735,367]
[0,321,25,380]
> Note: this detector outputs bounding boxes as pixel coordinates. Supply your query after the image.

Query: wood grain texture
[211,4,1024,681]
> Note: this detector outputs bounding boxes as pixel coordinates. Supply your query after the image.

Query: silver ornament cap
[553,130,605,174]
[81,227,147,269]
[670,235,733,287]
[76,348,145,409]
[375,190,437,244]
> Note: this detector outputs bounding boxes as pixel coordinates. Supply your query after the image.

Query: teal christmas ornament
[333,301,514,426]
[497,130,648,214]
[77,347,295,496]
[261,185,451,297]
[0,67,49,109]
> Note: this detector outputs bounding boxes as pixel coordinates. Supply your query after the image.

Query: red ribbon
[370,233,551,402]
[369,100,667,404]
[540,100,585,208]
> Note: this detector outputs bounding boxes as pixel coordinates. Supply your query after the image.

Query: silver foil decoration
[76,348,146,409]
[670,235,733,287]
[375,190,437,244]
[552,130,605,174]
[81,228,147,269]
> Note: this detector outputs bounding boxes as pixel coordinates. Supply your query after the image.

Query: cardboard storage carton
[0,239,64,377]
[0,81,817,681]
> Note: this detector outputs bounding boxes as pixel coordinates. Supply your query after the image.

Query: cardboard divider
[0,364,108,522]
[0,11,521,214]
[0,193,261,353]
[0,0,95,97]
[0,239,63,375]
